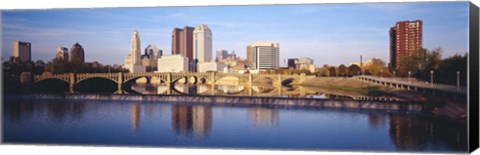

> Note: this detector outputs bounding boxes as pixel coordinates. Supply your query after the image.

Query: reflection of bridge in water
[132,84,402,101]
[31,72,312,93]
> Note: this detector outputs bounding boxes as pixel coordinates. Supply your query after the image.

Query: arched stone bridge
[32,72,312,93]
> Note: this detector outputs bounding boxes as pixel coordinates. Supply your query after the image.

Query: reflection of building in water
[252,85,274,93]
[248,108,279,128]
[173,85,198,95]
[131,84,159,94]
[171,105,212,139]
[389,115,432,150]
[217,85,245,94]
[388,114,466,151]
[192,106,212,139]
[197,85,210,94]
[157,85,169,94]
[368,113,387,129]
[131,103,141,135]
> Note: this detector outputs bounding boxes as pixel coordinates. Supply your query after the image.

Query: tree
[435,53,467,86]
[315,67,330,77]
[399,48,442,80]
[365,58,387,76]
[347,64,361,76]
[337,64,348,77]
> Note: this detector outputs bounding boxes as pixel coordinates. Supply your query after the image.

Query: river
[2,84,467,152]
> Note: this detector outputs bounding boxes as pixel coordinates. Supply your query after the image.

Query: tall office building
[124,29,145,73]
[130,29,141,65]
[55,47,69,60]
[389,20,422,71]
[246,42,280,70]
[193,24,212,62]
[12,41,31,62]
[216,49,228,61]
[70,42,85,63]
[172,26,194,60]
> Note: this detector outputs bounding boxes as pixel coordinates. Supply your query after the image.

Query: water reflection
[171,104,212,139]
[131,102,141,136]
[3,99,466,151]
[388,114,467,151]
[131,84,400,101]
[248,107,279,128]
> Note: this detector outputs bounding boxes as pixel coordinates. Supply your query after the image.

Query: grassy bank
[298,77,388,97]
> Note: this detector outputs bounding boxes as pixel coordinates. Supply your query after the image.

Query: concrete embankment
[4,94,428,112]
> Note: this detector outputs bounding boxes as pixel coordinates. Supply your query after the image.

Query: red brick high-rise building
[389,20,423,71]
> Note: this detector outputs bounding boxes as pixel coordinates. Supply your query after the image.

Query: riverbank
[298,77,392,97]
[298,77,467,120]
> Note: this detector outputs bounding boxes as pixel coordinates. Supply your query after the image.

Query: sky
[1,2,470,66]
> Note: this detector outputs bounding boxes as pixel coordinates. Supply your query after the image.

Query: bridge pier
[276,74,282,87]
[117,72,124,94]
[69,73,76,94]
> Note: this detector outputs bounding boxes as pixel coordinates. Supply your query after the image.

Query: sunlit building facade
[246,42,280,71]
[12,41,31,62]
[389,20,423,71]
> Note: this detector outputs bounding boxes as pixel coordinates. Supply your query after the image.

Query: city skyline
[1,2,469,66]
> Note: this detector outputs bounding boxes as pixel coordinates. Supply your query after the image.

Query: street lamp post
[380,70,383,79]
[408,71,411,83]
[430,70,434,86]
[393,71,396,81]
[456,71,460,88]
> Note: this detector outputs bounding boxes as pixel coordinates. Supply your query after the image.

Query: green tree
[399,48,442,80]
[435,53,467,86]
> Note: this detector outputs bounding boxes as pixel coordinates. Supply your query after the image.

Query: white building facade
[157,55,189,72]
[124,30,145,73]
[193,24,212,63]
[197,61,226,73]
[296,57,315,73]
[247,42,280,71]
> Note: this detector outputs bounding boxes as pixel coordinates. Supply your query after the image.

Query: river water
[2,84,467,152]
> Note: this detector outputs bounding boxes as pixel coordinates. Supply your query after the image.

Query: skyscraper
[216,49,228,61]
[70,42,85,63]
[56,47,69,60]
[172,26,194,60]
[246,42,280,70]
[12,41,31,62]
[389,20,423,71]
[131,29,141,65]
[193,24,212,62]
[124,29,145,73]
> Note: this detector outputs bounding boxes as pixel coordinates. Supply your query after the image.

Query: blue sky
[1,2,469,66]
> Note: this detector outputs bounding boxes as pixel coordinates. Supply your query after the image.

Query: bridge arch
[34,77,69,84]
[33,78,70,92]
[75,77,119,93]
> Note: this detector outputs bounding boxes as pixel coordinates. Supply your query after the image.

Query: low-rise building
[197,61,227,73]
[157,55,189,72]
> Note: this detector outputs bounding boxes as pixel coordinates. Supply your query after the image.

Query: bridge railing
[354,75,467,94]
